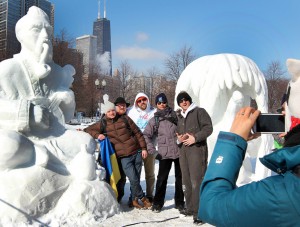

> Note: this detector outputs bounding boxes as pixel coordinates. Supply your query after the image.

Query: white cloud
[115,46,167,60]
[136,32,149,42]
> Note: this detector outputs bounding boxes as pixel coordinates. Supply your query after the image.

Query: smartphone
[253,113,285,134]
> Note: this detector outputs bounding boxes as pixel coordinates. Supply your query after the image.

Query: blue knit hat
[155,93,168,104]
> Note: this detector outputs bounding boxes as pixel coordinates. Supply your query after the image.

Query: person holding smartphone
[198,105,300,226]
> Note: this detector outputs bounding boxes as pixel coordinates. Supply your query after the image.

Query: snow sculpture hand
[30,104,50,130]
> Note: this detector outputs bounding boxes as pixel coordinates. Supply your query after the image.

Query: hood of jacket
[133,92,151,112]
[260,145,300,174]
[127,92,156,132]
[179,102,197,118]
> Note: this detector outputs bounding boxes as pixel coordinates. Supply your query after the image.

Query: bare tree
[146,66,161,105]
[264,61,288,113]
[116,60,137,102]
[164,45,197,80]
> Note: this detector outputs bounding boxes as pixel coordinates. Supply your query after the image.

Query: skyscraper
[93,0,112,75]
[76,35,97,74]
[0,0,54,61]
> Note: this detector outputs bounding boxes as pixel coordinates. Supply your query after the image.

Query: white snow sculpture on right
[175,53,274,184]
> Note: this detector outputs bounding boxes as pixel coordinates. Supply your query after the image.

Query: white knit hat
[285,59,300,130]
[102,100,115,114]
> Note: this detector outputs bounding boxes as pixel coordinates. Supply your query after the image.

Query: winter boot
[132,198,144,209]
[140,197,152,209]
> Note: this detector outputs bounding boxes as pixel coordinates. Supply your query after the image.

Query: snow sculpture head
[16,6,53,63]
[175,53,274,183]
[285,58,300,130]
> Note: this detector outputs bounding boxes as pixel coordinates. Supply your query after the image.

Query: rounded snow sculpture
[0,6,118,225]
[175,53,274,184]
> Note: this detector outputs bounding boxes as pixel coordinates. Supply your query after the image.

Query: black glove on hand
[155,153,163,160]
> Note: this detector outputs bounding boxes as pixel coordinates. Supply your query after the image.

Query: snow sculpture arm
[48,64,76,123]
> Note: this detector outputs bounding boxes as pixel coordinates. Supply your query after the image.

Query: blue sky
[51,0,300,75]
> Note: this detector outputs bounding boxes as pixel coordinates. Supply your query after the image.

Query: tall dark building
[92,0,112,75]
[0,0,54,61]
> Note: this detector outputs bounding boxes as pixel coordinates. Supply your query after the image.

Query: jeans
[120,152,144,199]
[153,158,184,207]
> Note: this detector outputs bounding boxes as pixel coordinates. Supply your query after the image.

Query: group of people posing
[85,91,213,225]
[85,67,300,227]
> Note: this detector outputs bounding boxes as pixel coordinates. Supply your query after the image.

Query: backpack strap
[100,118,107,135]
[153,116,160,135]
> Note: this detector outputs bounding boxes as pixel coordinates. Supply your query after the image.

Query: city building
[92,0,112,75]
[0,0,54,61]
[76,35,97,74]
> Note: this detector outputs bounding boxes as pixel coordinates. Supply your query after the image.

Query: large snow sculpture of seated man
[0,6,95,172]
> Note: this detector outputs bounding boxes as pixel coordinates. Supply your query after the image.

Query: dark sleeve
[194,108,213,143]
[143,118,156,154]
[84,121,102,139]
[125,115,147,150]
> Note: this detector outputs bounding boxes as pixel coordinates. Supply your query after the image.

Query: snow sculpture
[175,53,274,184]
[285,58,300,131]
[0,6,119,225]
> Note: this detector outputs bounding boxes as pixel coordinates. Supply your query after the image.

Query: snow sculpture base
[0,164,119,226]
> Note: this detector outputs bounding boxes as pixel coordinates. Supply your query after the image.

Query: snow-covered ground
[99,161,213,227]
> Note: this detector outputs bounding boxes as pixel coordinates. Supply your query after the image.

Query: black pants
[116,158,126,202]
[153,158,184,207]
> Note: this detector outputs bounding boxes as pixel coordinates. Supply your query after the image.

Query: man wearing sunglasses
[127,92,156,205]
[176,91,213,225]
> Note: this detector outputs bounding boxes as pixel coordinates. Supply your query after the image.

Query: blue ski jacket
[198,131,300,227]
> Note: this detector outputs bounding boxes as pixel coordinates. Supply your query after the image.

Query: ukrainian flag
[99,138,121,198]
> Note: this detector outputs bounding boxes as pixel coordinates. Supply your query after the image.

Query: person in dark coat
[176,91,213,225]
[143,93,185,213]
[114,97,130,203]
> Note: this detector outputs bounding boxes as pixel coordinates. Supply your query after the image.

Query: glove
[155,153,163,160]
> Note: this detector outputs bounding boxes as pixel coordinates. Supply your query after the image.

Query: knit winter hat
[176,91,192,105]
[102,101,115,114]
[155,93,168,104]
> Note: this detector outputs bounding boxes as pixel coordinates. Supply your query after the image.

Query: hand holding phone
[230,107,261,141]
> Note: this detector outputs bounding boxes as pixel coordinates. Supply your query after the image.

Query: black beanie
[155,93,168,104]
[177,91,192,105]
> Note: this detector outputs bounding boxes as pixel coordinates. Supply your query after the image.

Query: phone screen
[253,114,285,134]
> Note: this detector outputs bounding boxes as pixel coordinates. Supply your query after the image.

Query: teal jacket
[198,131,300,227]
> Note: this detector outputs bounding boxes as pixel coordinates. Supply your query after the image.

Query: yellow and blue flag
[99,138,121,198]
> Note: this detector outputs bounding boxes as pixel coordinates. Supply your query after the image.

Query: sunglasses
[179,98,189,103]
[137,98,147,103]
[157,101,167,105]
